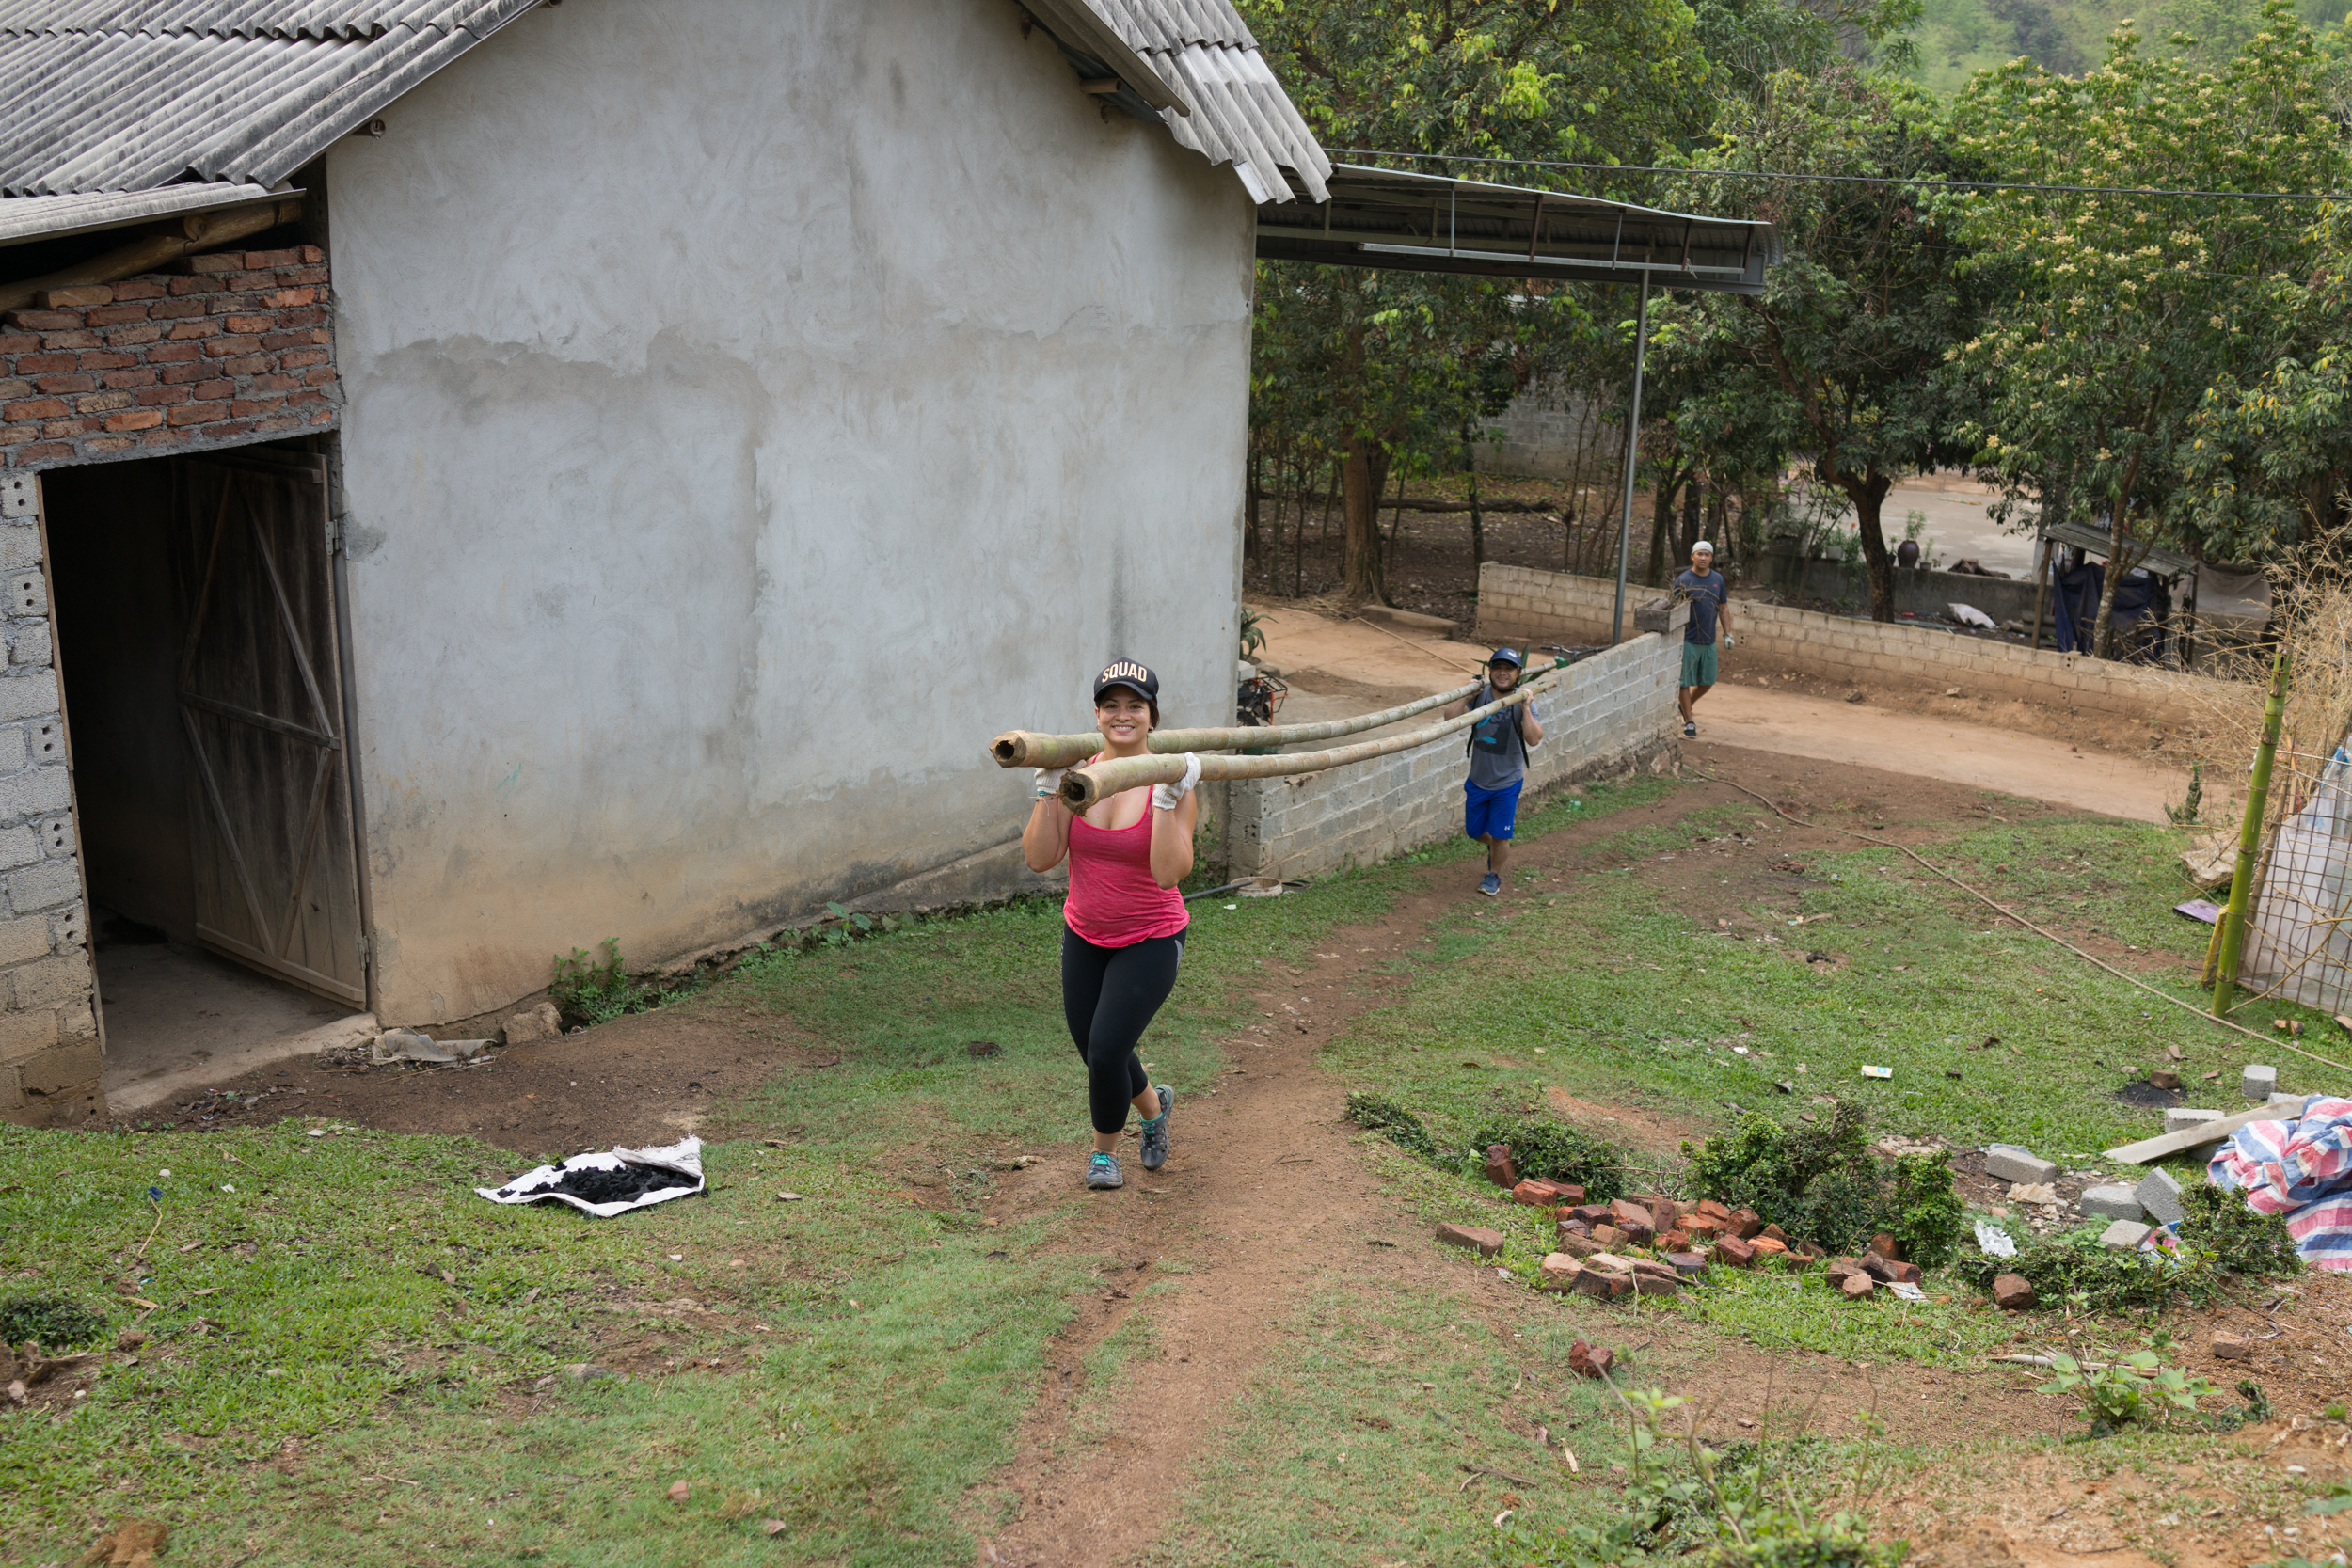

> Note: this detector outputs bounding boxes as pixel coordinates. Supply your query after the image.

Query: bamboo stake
[991,680,1486,768]
[1057,670,1564,811]
[2214,643,2292,1016]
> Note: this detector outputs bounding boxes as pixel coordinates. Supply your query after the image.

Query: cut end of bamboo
[991,733,1028,767]
[1058,772,1102,811]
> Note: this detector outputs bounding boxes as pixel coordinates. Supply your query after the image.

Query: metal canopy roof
[1257,164,1780,293]
[0,180,283,245]
[2037,517,2197,578]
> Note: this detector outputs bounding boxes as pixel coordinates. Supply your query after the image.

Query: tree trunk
[2091,454,2143,659]
[1645,468,1677,587]
[1463,423,1485,570]
[1842,468,1899,623]
[1680,476,1703,561]
[1341,434,1391,602]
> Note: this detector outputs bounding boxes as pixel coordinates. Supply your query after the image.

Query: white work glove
[1033,768,1066,800]
[1152,752,1203,811]
[1722,634,1734,649]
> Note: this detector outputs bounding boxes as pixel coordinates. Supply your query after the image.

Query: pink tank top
[1065,807,1189,947]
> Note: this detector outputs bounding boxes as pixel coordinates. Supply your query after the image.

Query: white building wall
[326,0,1255,1022]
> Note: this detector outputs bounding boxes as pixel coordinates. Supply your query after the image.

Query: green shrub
[550,938,657,1027]
[1343,1091,1437,1157]
[1681,1103,1964,1264]
[1469,1118,1627,1201]
[2036,1348,2217,1435]
[0,1293,107,1349]
[1958,1226,2194,1311]
[2181,1181,2301,1278]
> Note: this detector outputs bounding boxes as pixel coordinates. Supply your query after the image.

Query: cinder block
[0,914,48,967]
[0,670,57,722]
[17,1036,100,1096]
[2136,1167,2185,1227]
[5,573,44,617]
[8,620,49,666]
[2164,1107,2222,1134]
[1984,1145,2058,1185]
[8,953,90,1009]
[2099,1219,2153,1250]
[6,858,76,911]
[2078,1184,2143,1221]
[0,526,40,571]
[2242,1064,2278,1101]
[0,1004,56,1064]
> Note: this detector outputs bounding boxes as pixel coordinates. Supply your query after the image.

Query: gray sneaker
[1138,1085,1173,1171]
[1086,1151,1123,1190]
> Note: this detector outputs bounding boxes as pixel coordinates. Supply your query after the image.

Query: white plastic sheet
[476,1136,706,1217]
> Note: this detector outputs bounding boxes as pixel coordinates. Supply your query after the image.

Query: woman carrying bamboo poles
[1022,660,1201,1190]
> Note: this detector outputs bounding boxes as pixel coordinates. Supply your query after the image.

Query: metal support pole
[2214,643,2292,1016]
[1610,270,1652,646]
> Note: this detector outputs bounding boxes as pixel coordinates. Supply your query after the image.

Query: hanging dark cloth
[2049,560,2155,655]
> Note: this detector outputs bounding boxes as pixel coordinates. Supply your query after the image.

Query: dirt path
[968,756,2100,1568]
[1693,684,2186,823]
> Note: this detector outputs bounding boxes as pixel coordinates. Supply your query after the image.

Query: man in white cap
[1673,541,1733,737]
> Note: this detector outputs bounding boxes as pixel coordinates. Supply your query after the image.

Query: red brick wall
[0,245,338,469]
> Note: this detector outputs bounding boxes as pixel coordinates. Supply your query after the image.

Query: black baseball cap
[1488,647,1524,669]
[1093,659,1159,704]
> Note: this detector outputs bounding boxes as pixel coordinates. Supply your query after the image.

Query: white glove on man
[1721,634,1734,649]
[1152,752,1203,812]
[1033,768,1066,800]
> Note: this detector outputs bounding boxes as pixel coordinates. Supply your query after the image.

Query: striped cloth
[2206,1095,2352,1272]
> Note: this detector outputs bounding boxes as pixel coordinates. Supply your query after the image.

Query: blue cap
[1487,647,1524,668]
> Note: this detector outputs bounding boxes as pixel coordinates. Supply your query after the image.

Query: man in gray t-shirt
[1443,648,1544,897]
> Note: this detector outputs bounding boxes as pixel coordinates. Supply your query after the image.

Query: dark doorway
[44,445,371,1096]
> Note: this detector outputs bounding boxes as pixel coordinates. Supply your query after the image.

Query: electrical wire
[1326,147,2352,204]
[1690,765,2352,1076]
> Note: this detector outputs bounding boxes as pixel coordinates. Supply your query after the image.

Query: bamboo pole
[1057,670,1564,811]
[991,680,1486,768]
[2213,643,2292,1016]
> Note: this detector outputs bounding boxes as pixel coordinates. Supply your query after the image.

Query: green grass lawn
[5,771,2311,1564]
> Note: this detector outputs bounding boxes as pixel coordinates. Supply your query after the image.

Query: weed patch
[1684,1104,1965,1265]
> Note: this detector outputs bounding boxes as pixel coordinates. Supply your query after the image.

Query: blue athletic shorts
[1465,779,1523,841]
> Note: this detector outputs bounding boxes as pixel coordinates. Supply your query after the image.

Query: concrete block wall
[0,473,100,1125]
[0,246,339,470]
[1477,561,2230,738]
[1213,632,1680,880]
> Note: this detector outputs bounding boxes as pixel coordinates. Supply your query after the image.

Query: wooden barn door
[175,451,367,1004]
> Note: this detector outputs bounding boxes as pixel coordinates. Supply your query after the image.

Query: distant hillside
[1907,0,2349,92]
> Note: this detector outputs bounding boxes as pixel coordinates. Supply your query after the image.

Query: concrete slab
[2243,1064,2279,1101]
[2136,1167,2185,1227]
[2078,1184,2144,1221]
[1985,1145,2058,1185]
[2099,1219,2153,1250]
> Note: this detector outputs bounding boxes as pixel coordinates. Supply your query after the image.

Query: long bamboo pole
[1057,669,1565,811]
[991,680,1486,769]
[2213,643,2292,1016]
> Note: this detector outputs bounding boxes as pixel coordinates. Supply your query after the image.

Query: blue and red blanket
[2207,1094,2352,1272]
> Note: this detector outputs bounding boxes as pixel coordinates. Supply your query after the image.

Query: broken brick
[1552,1230,1605,1259]
[1590,1224,1627,1248]
[1859,1253,1895,1283]
[1568,1340,1613,1378]
[1609,1197,1654,1229]
[1632,1273,1678,1298]
[1436,1223,1503,1259]
[1759,1223,1790,1246]
[1713,1235,1757,1268]
[1748,1236,1788,1259]
[1883,1260,1921,1285]
[1776,1249,1815,1274]
[1694,1198,1733,1221]
[1664,1251,1709,1278]
[1867,1232,1901,1262]
[1728,1210,1764,1239]
[1513,1179,1565,1207]
[1839,1271,1876,1300]
[1569,1204,1613,1227]
[2211,1332,2253,1362]
[1616,1221,1654,1246]
[1991,1274,2036,1310]
[1538,1253,1584,1291]
[1483,1145,1517,1188]
[1573,1268,1631,1301]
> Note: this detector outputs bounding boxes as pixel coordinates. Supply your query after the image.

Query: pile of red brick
[1,245,337,469]
[1434,1137,1943,1307]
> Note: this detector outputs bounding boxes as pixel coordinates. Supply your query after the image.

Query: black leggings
[1061,928,1184,1135]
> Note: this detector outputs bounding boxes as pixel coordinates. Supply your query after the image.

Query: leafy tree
[1241,0,1723,598]
[1948,0,2348,653]
[2182,200,2352,554]
[1651,65,1982,621]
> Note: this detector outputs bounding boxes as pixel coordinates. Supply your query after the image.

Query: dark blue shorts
[1464,779,1522,841]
